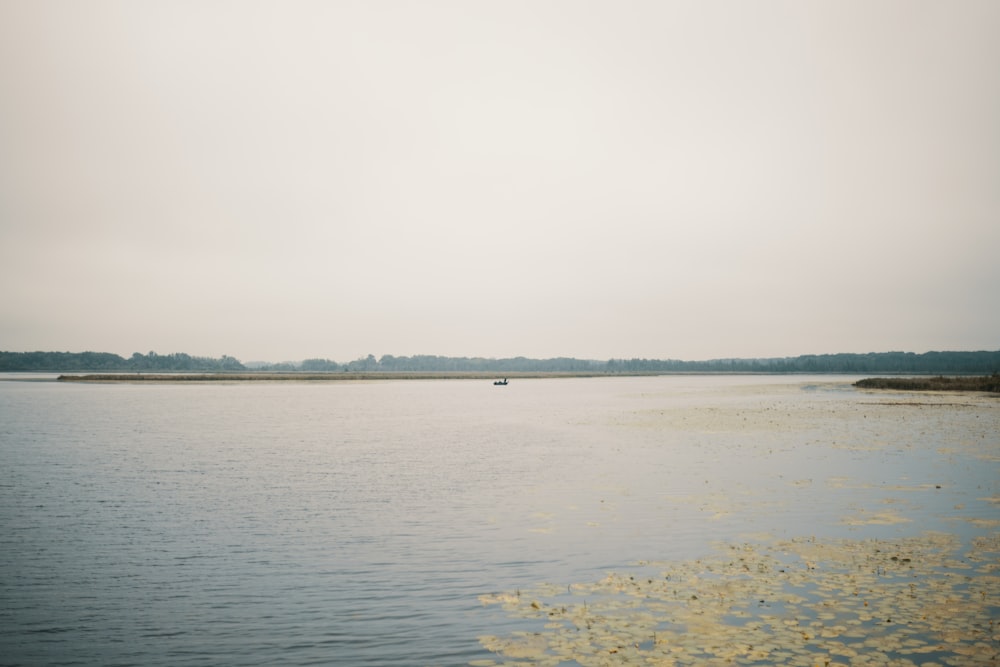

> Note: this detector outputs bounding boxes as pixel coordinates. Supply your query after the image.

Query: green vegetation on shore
[854,375,1000,393]
[0,350,243,373]
[3,348,999,375]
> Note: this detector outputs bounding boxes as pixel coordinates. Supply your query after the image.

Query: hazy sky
[2,1,998,363]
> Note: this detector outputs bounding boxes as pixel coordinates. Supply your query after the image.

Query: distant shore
[8,349,999,375]
[51,373,1000,390]
[55,371,619,383]
[854,375,1000,393]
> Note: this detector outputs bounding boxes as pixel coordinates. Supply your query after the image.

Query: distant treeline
[603,350,1000,374]
[293,354,607,374]
[2,349,999,374]
[0,351,244,372]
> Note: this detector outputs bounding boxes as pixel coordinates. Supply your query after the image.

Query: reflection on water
[0,375,997,665]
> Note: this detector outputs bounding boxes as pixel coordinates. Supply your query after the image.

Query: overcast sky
[2,1,998,363]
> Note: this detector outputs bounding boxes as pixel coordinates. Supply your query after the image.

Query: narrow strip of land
[854,376,999,392]
[55,371,618,382]
[51,374,1000,390]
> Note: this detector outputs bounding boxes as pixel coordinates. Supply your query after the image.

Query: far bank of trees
[0,351,244,372]
[603,350,1000,375]
[241,350,1000,374]
[249,354,604,373]
[2,349,999,375]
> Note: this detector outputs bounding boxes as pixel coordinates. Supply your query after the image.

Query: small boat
[493,378,508,386]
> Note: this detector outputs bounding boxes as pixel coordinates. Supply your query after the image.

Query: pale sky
[2,1,998,363]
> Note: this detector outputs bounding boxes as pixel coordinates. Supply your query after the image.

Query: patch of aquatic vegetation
[475,532,1000,666]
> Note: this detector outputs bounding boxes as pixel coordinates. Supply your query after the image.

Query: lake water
[1,375,997,666]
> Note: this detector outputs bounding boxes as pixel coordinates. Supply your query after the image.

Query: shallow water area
[1,374,997,665]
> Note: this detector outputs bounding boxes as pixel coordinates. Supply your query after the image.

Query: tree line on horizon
[0,350,244,373]
[2,349,999,374]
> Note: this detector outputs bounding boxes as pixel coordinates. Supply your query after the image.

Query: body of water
[1,375,997,665]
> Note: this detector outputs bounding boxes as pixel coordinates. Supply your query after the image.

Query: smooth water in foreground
[1,375,997,666]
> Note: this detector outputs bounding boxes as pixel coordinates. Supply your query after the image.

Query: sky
[2,1,998,363]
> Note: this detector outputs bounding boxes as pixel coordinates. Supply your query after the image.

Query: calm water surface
[1,375,997,665]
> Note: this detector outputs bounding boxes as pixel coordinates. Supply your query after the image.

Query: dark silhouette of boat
[493,378,508,386]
